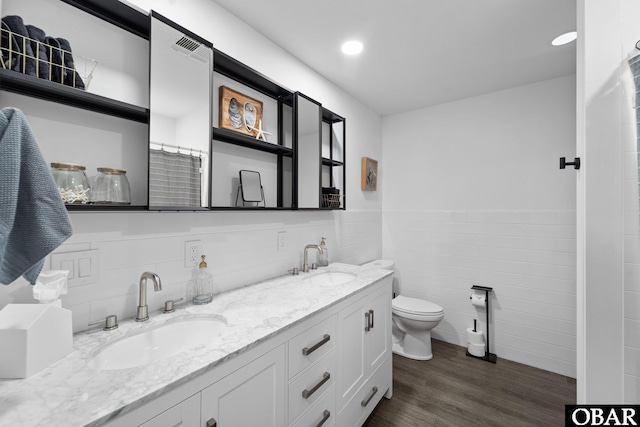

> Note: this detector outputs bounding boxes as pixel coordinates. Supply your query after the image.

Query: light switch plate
[277,231,286,252]
[50,250,99,287]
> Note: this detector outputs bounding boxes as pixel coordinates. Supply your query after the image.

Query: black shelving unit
[321,107,346,210]
[212,48,295,209]
[0,0,152,211]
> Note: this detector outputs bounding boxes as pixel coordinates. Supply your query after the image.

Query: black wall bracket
[560,157,581,170]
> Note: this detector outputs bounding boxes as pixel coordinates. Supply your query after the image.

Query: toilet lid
[393,295,444,315]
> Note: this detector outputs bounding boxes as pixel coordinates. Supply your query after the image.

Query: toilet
[361,259,445,361]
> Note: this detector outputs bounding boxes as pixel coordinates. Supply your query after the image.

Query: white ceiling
[212,0,577,117]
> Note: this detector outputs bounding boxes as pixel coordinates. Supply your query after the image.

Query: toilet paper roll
[466,327,485,345]
[470,292,486,307]
[468,342,485,357]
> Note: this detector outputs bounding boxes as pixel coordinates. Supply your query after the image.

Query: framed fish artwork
[219,86,264,137]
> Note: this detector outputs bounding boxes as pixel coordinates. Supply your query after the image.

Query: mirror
[295,93,322,208]
[149,12,212,209]
[236,170,265,207]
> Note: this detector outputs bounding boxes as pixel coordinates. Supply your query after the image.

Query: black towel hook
[636,40,640,50]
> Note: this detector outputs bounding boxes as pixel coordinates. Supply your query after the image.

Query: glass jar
[91,167,131,205]
[50,162,91,204]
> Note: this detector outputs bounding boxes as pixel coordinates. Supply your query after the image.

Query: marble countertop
[0,263,392,427]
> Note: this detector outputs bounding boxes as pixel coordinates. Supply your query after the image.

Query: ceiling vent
[172,36,209,63]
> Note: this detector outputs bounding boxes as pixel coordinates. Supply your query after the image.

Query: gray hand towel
[25,25,49,81]
[44,36,63,84]
[0,107,73,285]
[1,15,36,76]
[56,38,85,90]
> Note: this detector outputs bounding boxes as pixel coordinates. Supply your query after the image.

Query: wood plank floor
[364,339,576,427]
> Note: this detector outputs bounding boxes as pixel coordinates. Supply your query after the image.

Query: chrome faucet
[303,244,324,273]
[136,272,162,322]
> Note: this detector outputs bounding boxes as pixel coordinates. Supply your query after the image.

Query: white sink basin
[87,317,227,370]
[303,272,356,286]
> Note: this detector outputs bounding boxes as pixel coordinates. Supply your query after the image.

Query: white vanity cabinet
[336,285,392,426]
[201,345,286,427]
[102,272,392,427]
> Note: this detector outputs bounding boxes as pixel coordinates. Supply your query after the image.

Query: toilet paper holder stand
[468,285,497,364]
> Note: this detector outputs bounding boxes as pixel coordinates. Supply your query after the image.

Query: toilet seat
[392,295,444,319]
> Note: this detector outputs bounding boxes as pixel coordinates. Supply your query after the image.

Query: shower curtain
[149,148,201,206]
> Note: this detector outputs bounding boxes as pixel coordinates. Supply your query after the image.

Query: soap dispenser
[317,237,329,267]
[192,255,213,305]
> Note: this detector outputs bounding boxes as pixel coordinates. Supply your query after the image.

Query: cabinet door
[201,345,286,427]
[139,393,200,427]
[365,286,391,374]
[336,298,366,411]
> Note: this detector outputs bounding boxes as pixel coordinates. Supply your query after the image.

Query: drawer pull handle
[302,334,331,356]
[369,309,374,329]
[365,311,370,332]
[302,372,331,399]
[315,409,331,427]
[206,418,217,427]
[361,386,379,407]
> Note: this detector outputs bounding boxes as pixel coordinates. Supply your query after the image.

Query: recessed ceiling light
[551,31,577,46]
[341,40,363,55]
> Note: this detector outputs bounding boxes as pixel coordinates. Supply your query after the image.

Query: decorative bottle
[317,237,329,267]
[192,255,213,305]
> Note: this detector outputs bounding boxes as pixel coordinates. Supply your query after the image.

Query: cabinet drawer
[289,314,337,378]
[139,392,200,427]
[290,384,336,427]
[336,355,391,427]
[289,350,336,422]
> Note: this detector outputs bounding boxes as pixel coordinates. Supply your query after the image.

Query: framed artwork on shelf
[219,85,264,138]
[361,157,378,191]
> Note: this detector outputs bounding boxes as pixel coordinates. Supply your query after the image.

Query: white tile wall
[383,209,577,377]
[0,210,381,333]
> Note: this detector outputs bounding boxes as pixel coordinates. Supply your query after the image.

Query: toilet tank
[361,259,395,270]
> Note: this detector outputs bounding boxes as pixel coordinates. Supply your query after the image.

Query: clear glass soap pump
[192,255,213,305]
[317,237,329,267]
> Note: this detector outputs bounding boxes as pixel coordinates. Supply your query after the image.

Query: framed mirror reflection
[148,12,212,209]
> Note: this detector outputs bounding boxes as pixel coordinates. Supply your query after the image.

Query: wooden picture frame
[361,157,378,191]
[219,86,264,137]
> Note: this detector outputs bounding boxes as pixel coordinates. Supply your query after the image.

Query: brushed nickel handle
[315,409,331,427]
[361,386,378,407]
[206,418,217,427]
[302,334,331,356]
[365,311,370,332]
[163,298,184,313]
[369,309,374,329]
[88,314,118,331]
[302,372,331,399]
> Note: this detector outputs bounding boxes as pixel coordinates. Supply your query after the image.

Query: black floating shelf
[210,206,292,211]
[0,69,149,123]
[322,158,344,167]
[213,127,293,156]
[66,204,147,212]
[214,49,293,101]
[61,0,150,40]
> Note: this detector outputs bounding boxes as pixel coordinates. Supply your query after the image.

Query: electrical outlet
[184,240,201,268]
[277,231,286,251]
